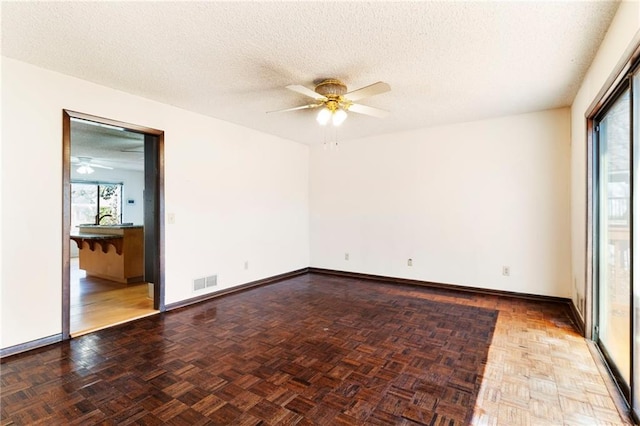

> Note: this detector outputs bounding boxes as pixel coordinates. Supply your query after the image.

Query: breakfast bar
[71,225,144,283]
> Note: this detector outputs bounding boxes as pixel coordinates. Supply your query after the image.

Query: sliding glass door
[634,68,640,417]
[596,87,631,395]
[594,64,640,418]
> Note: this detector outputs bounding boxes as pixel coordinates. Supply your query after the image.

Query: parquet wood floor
[1,273,633,425]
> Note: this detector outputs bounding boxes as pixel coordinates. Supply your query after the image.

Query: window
[71,181,122,232]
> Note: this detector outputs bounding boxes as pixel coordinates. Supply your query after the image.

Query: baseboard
[309,267,573,305]
[165,267,309,311]
[568,300,586,336]
[586,341,634,424]
[0,334,63,359]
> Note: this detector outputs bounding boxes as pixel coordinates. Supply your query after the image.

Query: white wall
[570,1,640,319]
[310,108,571,297]
[8,0,634,348]
[1,57,309,349]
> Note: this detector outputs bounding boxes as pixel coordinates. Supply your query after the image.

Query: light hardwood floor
[70,257,158,336]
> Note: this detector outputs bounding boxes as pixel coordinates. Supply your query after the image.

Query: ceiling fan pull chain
[323,127,328,150]
[332,127,339,151]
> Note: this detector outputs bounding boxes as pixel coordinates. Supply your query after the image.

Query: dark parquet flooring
[1,274,499,425]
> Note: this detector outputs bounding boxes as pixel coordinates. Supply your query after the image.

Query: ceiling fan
[71,156,113,174]
[269,78,391,126]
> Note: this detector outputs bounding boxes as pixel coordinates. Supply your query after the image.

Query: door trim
[62,110,165,340]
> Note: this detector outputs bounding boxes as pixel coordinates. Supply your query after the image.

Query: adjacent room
[2,1,640,424]
[68,118,157,336]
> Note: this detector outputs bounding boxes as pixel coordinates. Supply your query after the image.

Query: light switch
[168,213,176,224]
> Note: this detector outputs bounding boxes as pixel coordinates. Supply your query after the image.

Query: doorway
[62,111,165,338]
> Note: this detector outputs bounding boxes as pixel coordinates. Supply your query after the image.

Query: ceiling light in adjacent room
[77,165,94,174]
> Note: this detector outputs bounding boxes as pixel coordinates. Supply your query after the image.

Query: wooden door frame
[62,110,165,340]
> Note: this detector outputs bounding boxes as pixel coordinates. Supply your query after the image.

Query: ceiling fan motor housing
[315,79,347,97]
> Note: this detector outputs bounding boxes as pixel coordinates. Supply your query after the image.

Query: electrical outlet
[408,258,413,267]
[502,266,510,276]
[345,253,349,261]
[244,261,249,270]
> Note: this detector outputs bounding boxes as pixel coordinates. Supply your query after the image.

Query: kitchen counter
[77,224,142,229]
[72,225,144,283]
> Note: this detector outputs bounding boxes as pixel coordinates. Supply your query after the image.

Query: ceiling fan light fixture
[77,165,94,174]
[316,107,332,126]
[278,78,390,127]
[332,108,347,126]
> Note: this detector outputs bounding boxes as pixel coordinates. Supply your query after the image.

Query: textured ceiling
[70,119,145,172]
[2,1,620,146]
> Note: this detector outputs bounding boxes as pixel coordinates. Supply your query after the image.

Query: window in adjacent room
[70,181,122,232]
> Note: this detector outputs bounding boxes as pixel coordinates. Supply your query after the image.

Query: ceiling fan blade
[348,103,389,118]
[267,103,322,114]
[286,84,325,100]
[71,156,113,169]
[121,145,144,153]
[346,81,391,101]
[91,163,114,170]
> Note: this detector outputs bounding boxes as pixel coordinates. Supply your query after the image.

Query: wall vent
[193,277,206,291]
[193,275,218,292]
[206,275,217,288]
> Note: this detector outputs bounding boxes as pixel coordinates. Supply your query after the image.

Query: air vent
[206,275,217,287]
[193,275,217,292]
[193,277,206,291]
